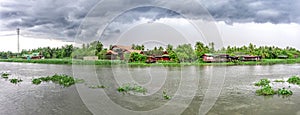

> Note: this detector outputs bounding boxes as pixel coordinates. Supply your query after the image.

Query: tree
[96,41,103,53]
[175,44,196,62]
[166,44,173,51]
[195,42,209,59]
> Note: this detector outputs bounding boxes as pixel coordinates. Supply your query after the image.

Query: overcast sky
[0,0,300,52]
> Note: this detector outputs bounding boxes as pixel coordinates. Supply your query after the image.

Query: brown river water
[1,62,300,115]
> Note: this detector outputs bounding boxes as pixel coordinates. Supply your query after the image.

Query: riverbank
[1,58,300,66]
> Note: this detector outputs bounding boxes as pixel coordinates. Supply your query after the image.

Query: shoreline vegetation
[1,58,300,66]
[1,41,300,66]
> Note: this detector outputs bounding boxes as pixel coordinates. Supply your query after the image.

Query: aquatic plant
[1,73,10,79]
[287,76,300,85]
[162,91,171,100]
[117,83,147,94]
[255,78,270,86]
[277,87,293,95]
[255,85,276,95]
[31,74,80,87]
[88,85,105,89]
[274,79,285,82]
[32,78,42,85]
[9,78,23,84]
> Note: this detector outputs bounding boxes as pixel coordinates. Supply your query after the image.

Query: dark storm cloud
[200,0,300,24]
[0,0,299,41]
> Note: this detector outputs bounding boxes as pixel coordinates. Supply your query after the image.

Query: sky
[0,0,300,52]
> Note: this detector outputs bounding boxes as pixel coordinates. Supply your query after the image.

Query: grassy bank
[1,58,300,66]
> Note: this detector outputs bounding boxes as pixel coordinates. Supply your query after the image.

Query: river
[1,62,300,115]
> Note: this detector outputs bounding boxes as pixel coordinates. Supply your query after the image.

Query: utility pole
[17,28,20,53]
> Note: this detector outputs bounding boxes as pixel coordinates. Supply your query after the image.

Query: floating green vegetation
[1,73,10,79]
[277,87,293,95]
[9,78,23,84]
[32,74,82,87]
[287,76,300,85]
[88,85,105,89]
[117,83,147,94]
[255,85,276,96]
[254,78,270,86]
[162,91,171,100]
[274,79,285,82]
[32,78,42,85]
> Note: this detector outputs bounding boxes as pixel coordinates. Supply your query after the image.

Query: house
[202,54,240,62]
[22,52,43,60]
[146,51,170,63]
[106,45,143,60]
[202,54,215,62]
[106,50,118,60]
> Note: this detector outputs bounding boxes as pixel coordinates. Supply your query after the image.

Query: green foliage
[163,91,171,100]
[129,52,147,62]
[175,44,196,62]
[287,76,300,85]
[277,87,293,95]
[254,78,270,86]
[117,83,147,94]
[255,85,276,95]
[9,78,23,84]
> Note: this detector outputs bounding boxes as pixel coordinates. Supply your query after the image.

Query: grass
[1,73,10,79]
[117,83,147,94]
[287,76,300,85]
[9,78,23,84]
[163,91,171,100]
[254,78,270,86]
[32,74,82,87]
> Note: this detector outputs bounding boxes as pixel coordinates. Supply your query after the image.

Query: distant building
[239,55,261,61]
[83,56,98,60]
[106,45,143,60]
[22,52,43,60]
[278,55,288,59]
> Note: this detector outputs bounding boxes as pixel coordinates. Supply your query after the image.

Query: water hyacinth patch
[287,76,300,85]
[117,83,147,94]
[9,78,23,84]
[274,79,285,82]
[277,87,293,95]
[1,73,10,79]
[32,74,82,87]
[163,91,171,100]
[255,85,276,96]
[88,85,105,89]
[255,78,270,86]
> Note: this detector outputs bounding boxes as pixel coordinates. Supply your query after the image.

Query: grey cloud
[1,0,299,41]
